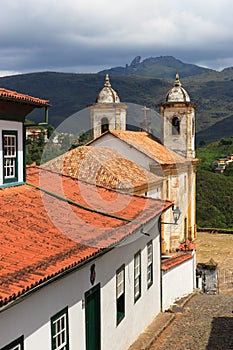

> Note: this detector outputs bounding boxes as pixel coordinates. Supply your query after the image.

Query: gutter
[26,182,145,224]
[0,245,114,313]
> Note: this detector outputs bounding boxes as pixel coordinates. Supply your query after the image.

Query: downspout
[25,106,49,127]
[23,123,26,182]
[38,106,49,125]
[159,216,163,312]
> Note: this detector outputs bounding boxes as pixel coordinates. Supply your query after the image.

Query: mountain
[98,55,214,79]
[196,114,233,145]
[0,72,170,131]
[0,55,233,143]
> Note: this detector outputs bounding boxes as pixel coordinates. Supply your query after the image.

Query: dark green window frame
[2,130,18,184]
[147,241,153,289]
[51,306,69,350]
[134,251,141,303]
[0,335,24,350]
[116,265,125,325]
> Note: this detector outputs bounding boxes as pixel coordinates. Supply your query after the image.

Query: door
[85,283,101,350]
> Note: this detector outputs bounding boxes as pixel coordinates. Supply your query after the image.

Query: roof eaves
[0,245,109,312]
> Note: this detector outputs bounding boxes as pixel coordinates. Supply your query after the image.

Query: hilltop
[99,55,214,79]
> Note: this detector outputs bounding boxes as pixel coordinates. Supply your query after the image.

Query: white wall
[162,254,194,311]
[0,120,24,185]
[0,218,161,350]
[90,133,155,172]
[147,187,161,199]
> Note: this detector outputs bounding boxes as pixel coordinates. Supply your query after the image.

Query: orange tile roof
[41,146,163,192]
[0,167,172,308]
[161,253,193,271]
[91,130,188,165]
[178,240,196,251]
[0,88,49,106]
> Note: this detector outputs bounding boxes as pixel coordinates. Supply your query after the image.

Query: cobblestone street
[149,293,233,350]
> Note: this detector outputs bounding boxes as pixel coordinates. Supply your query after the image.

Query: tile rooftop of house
[0,88,49,106]
[161,253,193,271]
[41,146,163,192]
[0,166,172,308]
[90,130,189,165]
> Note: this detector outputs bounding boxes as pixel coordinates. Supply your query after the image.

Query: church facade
[88,74,198,252]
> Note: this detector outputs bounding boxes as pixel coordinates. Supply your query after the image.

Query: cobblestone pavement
[149,293,233,350]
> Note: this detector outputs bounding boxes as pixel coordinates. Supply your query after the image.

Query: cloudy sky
[1,0,233,76]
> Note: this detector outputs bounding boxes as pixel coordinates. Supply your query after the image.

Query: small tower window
[192,118,195,136]
[172,117,180,135]
[101,117,109,134]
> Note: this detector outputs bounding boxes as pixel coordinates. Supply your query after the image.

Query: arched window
[101,117,109,134]
[172,117,180,135]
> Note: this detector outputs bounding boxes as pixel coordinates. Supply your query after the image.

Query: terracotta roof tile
[0,88,49,106]
[0,167,172,307]
[161,253,193,271]
[41,146,163,192]
[92,130,187,165]
[178,240,196,251]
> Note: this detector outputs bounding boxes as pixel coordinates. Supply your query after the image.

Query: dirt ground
[195,231,233,269]
[195,231,233,293]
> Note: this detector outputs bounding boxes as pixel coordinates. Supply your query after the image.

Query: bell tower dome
[159,73,196,158]
[89,74,127,139]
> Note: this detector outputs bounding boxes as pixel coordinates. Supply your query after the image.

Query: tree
[225,162,233,176]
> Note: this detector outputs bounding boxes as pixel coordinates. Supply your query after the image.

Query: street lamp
[172,205,181,224]
[160,205,181,225]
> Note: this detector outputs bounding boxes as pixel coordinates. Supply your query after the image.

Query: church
[87,73,197,253]
[45,73,197,253]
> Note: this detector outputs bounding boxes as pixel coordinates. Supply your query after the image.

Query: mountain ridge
[98,55,215,79]
[0,55,233,143]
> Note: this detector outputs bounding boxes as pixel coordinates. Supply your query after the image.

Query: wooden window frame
[147,241,153,289]
[1,336,24,350]
[116,265,125,325]
[134,251,141,303]
[2,130,18,184]
[51,307,69,350]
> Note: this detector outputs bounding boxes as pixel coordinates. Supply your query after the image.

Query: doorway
[85,283,101,350]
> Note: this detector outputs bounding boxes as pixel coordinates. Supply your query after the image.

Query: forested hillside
[196,137,233,229]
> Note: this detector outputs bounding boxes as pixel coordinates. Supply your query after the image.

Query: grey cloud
[1,0,233,75]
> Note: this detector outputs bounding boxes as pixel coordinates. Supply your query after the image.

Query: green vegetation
[26,126,89,165]
[196,137,233,170]
[196,137,233,229]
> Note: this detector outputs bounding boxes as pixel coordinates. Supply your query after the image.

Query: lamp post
[161,205,181,225]
[172,206,181,224]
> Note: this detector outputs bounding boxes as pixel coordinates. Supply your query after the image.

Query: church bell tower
[159,73,196,158]
[89,74,127,139]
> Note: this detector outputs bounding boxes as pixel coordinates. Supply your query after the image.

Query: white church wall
[90,133,154,171]
[147,187,162,199]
